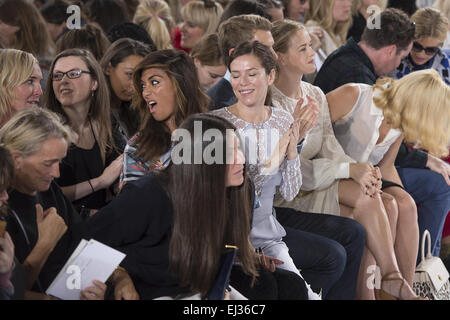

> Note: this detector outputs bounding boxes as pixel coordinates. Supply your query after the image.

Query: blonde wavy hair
[133,0,175,50]
[0,49,39,124]
[411,7,449,44]
[305,0,353,47]
[373,69,450,158]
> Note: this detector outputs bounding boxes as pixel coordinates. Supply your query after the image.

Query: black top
[206,77,236,111]
[314,37,377,95]
[85,174,190,299]
[6,182,86,292]
[56,122,123,212]
[57,140,107,212]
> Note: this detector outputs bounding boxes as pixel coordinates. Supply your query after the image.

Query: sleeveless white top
[333,84,402,166]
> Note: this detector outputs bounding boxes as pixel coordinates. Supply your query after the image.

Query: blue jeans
[275,207,366,300]
[397,167,450,263]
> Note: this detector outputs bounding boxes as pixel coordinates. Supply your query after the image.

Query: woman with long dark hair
[86,114,256,299]
[100,38,154,140]
[87,113,309,299]
[120,49,209,183]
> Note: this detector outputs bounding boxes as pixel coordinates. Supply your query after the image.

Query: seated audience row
[0,0,449,301]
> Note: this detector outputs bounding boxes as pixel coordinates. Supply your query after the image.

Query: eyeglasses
[412,42,440,56]
[51,69,92,81]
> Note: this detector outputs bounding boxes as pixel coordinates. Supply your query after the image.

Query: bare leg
[384,186,419,285]
[338,179,418,299]
[356,247,377,300]
[381,193,398,241]
[340,204,376,300]
[343,192,399,300]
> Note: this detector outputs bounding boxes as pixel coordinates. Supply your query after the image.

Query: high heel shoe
[379,271,424,300]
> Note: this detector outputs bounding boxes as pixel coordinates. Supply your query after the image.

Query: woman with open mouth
[120,49,209,184]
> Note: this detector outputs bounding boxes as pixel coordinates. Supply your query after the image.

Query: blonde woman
[391,8,450,85]
[179,0,224,50]
[133,0,175,50]
[327,69,450,299]
[304,0,353,78]
[272,19,423,300]
[0,49,43,126]
[0,108,138,300]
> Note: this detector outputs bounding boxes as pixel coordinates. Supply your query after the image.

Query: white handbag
[413,230,450,300]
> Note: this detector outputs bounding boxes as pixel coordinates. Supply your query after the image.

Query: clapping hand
[292,95,320,141]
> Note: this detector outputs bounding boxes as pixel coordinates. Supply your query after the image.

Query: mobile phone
[0,219,6,238]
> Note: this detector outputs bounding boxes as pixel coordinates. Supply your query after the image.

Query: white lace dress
[272,82,355,215]
[211,106,301,243]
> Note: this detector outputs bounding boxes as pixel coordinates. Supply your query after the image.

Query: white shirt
[272,82,355,215]
[333,84,402,166]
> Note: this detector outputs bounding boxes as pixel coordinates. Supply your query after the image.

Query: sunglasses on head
[412,42,440,56]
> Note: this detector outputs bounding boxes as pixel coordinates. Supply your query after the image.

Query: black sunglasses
[412,41,440,56]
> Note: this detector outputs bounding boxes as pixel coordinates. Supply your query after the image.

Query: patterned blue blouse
[390,50,450,85]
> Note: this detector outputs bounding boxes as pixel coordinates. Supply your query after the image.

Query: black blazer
[206,78,236,111]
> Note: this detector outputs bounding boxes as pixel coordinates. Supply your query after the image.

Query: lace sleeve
[279,156,301,201]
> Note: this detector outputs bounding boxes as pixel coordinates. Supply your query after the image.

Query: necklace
[231,104,271,124]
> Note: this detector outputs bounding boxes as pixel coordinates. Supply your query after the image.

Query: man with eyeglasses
[314,8,450,265]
